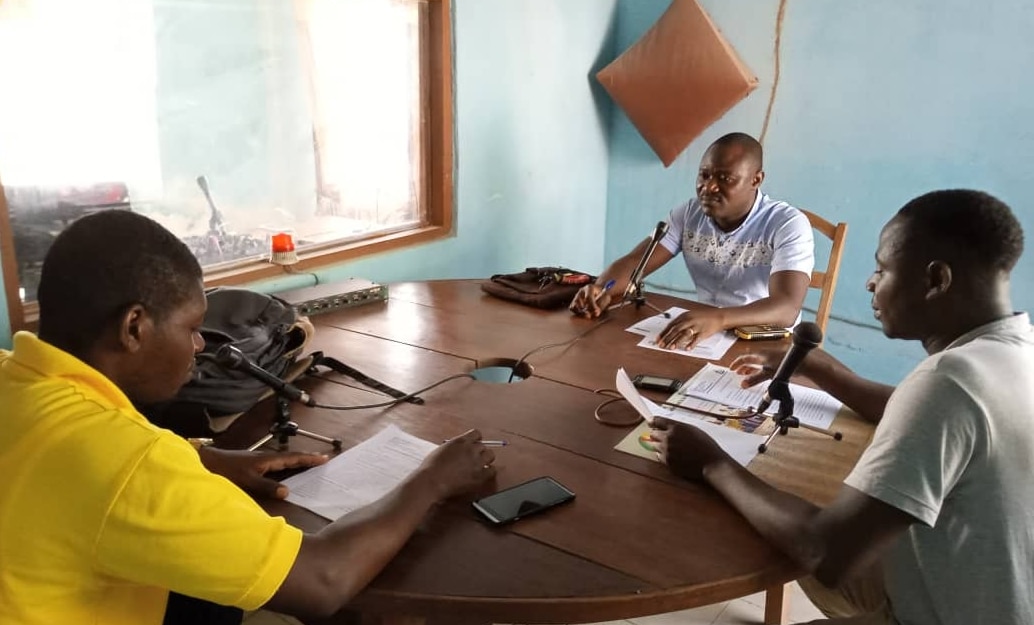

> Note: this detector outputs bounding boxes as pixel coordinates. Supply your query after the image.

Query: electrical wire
[591,388,642,426]
[505,317,612,383]
[313,373,474,410]
[282,264,320,285]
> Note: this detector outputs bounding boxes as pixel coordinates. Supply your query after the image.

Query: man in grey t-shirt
[648,189,1033,624]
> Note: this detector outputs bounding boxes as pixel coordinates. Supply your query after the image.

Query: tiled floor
[243,581,824,625]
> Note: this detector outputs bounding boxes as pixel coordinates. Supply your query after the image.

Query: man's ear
[116,304,152,353]
[751,170,765,189]
[924,260,952,300]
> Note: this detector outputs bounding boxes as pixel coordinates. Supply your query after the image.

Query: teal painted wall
[0,0,618,347]
[605,0,1034,384]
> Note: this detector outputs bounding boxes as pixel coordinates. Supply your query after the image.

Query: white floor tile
[243,610,303,625]
[787,581,825,622]
[712,598,765,624]
[625,600,728,625]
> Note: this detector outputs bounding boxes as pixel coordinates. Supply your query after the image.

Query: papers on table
[282,425,436,521]
[670,363,842,430]
[614,368,764,467]
[624,307,737,361]
[613,364,844,467]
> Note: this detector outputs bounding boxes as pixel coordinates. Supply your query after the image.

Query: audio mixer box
[275,278,388,316]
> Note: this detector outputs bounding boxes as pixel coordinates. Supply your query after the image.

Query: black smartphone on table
[632,374,682,393]
[472,476,576,526]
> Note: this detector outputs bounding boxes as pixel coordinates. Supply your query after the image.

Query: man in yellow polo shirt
[0,210,497,625]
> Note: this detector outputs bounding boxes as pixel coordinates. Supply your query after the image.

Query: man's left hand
[646,417,730,481]
[199,447,329,499]
[657,310,726,350]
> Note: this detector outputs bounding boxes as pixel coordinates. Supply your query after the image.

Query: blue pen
[594,279,616,305]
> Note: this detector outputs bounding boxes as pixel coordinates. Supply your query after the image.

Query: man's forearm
[705,296,801,330]
[703,459,826,572]
[803,352,895,424]
[267,471,444,617]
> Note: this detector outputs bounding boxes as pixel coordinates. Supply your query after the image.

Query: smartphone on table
[472,476,576,526]
[733,324,791,341]
[632,374,682,393]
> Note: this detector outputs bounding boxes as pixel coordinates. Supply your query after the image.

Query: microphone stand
[249,395,343,452]
[757,382,842,453]
[622,221,671,318]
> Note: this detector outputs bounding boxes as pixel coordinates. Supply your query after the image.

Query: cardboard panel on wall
[597,0,758,167]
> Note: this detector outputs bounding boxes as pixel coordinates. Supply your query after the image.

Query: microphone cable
[195,352,475,412]
[506,317,612,383]
[312,373,475,411]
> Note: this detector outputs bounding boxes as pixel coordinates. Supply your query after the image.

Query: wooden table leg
[764,582,792,625]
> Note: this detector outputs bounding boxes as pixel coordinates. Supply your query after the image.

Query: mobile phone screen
[472,477,575,525]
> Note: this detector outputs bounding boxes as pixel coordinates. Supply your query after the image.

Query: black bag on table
[141,287,314,437]
[480,266,595,309]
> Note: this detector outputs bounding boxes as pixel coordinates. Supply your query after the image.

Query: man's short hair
[896,189,1024,274]
[37,210,203,355]
[710,132,763,170]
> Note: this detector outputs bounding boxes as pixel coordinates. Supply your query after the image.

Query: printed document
[670,362,842,430]
[283,425,436,521]
[625,307,737,361]
[614,368,763,467]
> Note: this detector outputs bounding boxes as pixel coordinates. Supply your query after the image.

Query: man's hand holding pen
[421,430,498,499]
[569,279,616,318]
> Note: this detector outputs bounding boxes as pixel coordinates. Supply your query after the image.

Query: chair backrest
[799,209,848,335]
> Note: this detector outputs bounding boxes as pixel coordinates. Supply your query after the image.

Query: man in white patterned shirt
[570,132,814,349]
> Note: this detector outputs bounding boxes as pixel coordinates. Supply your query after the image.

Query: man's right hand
[569,283,613,318]
[729,350,783,388]
[420,429,497,500]
[731,346,832,388]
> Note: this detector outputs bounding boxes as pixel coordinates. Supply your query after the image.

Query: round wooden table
[219,281,873,625]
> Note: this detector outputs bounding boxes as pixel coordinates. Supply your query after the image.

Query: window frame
[0,0,454,334]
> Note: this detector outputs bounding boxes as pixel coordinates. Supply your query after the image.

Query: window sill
[13,223,453,333]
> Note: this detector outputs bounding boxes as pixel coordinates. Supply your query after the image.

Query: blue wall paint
[605,0,1034,384]
[0,0,618,347]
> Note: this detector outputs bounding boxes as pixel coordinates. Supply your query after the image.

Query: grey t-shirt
[845,313,1034,624]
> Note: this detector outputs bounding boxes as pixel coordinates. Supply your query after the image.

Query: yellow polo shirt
[0,332,303,625]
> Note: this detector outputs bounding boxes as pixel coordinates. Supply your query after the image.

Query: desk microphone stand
[757,381,842,453]
[248,396,343,452]
[622,221,672,319]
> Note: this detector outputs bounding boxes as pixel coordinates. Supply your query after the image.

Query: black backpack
[142,287,313,437]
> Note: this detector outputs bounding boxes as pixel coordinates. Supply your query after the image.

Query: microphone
[214,344,316,407]
[624,221,670,300]
[755,321,823,415]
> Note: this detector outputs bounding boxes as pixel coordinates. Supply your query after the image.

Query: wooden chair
[799,209,848,335]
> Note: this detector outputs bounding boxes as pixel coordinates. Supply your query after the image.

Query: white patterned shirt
[658,190,814,309]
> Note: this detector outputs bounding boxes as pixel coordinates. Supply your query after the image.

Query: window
[0,0,453,331]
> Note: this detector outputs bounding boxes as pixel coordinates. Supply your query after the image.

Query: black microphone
[214,344,316,407]
[755,321,823,415]
[624,221,669,300]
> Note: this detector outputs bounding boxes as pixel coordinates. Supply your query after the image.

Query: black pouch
[480,267,594,309]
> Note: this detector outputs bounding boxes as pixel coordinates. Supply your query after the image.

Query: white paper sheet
[283,425,436,521]
[615,368,762,466]
[625,307,737,361]
[670,362,842,430]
